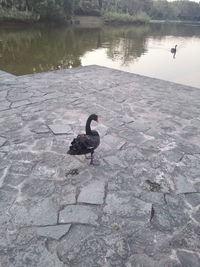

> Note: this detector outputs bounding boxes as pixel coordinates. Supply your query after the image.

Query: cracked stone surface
[48,123,72,134]
[1,65,200,266]
[59,205,99,225]
[104,191,152,221]
[36,224,71,240]
[78,180,105,204]
[9,198,58,227]
[175,175,197,194]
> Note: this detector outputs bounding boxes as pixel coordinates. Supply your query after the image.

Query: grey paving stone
[30,124,50,134]
[57,224,93,263]
[9,242,64,267]
[177,250,200,267]
[1,66,200,265]
[78,181,105,204]
[9,198,58,227]
[11,100,30,108]
[59,205,98,225]
[175,176,196,194]
[0,101,10,111]
[9,162,35,175]
[126,254,157,267]
[36,224,71,240]
[104,155,125,168]
[0,137,7,147]
[21,179,55,198]
[48,124,72,134]
[192,207,200,223]
[104,191,152,221]
[152,204,188,231]
[185,193,200,207]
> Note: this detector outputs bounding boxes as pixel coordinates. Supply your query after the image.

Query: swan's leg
[85,154,92,159]
[90,151,94,165]
[90,151,100,166]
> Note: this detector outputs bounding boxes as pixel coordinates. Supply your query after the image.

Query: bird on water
[171,45,177,53]
[67,114,100,165]
[171,45,177,58]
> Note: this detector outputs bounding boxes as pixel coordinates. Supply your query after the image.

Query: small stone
[36,224,71,240]
[48,124,72,135]
[78,181,105,204]
[59,205,98,225]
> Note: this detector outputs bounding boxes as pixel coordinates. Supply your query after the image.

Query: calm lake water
[1,23,200,88]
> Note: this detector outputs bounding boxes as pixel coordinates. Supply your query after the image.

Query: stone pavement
[0,65,200,266]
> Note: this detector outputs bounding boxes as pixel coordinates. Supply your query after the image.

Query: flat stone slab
[57,224,94,261]
[36,224,71,240]
[104,191,152,221]
[9,198,57,227]
[175,176,197,194]
[48,124,72,134]
[59,205,98,225]
[177,251,200,267]
[78,181,105,204]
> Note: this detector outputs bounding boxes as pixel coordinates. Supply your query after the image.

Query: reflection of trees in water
[0,24,151,75]
[149,23,200,38]
[0,26,101,75]
[102,25,149,65]
[1,23,200,75]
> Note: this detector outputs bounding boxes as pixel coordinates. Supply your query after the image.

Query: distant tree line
[0,0,200,22]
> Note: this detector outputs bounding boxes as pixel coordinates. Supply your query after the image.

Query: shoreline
[1,18,200,28]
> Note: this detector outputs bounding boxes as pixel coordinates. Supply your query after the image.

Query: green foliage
[0,0,200,23]
[0,6,39,22]
[74,0,101,16]
[103,11,150,24]
[150,0,200,21]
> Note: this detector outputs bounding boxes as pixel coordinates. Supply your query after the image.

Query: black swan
[171,45,177,53]
[67,114,100,165]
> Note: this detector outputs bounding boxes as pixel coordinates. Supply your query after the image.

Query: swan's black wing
[68,134,99,155]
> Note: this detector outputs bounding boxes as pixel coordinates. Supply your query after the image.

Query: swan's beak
[96,119,99,123]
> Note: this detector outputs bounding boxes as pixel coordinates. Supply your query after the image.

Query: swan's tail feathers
[67,147,77,155]
[67,137,84,155]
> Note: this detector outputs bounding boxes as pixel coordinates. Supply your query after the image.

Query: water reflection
[0,23,200,87]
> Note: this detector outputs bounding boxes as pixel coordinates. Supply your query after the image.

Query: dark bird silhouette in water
[171,45,177,58]
[67,114,100,165]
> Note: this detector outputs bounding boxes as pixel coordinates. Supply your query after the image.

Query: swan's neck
[86,118,92,135]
